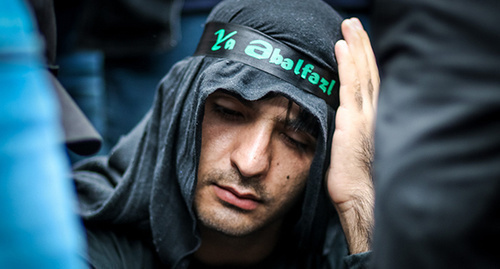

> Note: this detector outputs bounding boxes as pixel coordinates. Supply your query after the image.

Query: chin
[196,206,263,237]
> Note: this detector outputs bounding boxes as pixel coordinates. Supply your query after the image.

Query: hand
[326,18,379,254]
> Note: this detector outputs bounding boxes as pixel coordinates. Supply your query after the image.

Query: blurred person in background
[0,0,96,267]
[372,0,500,268]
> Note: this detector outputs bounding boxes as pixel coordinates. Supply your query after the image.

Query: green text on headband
[194,22,340,108]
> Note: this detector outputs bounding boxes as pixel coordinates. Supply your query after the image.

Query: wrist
[335,191,374,254]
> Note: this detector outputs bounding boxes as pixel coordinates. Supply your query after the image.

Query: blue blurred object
[0,0,86,268]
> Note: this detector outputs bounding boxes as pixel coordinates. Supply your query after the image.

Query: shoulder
[84,226,163,269]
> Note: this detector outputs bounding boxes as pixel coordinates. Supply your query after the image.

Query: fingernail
[344,19,357,31]
[352,18,363,30]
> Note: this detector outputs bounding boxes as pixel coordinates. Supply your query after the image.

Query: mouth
[212,184,261,211]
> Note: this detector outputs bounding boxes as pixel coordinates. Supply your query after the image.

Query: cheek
[199,124,232,171]
[266,173,308,221]
[272,155,312,182]
[200,123,220,152]
[200,117,240,150]
[268,161,310,203]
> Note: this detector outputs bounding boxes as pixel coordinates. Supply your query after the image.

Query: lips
[213,185,260,211]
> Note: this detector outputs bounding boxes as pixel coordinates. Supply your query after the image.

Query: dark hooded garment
[73,0,370,268]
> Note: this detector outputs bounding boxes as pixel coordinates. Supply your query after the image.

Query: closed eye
[212,104,244,121]
[280,126,316,154]
[280,132,309,152]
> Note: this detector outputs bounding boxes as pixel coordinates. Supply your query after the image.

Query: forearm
[334,125,375,254]
[330,117,375,254]
[336,182,374,254]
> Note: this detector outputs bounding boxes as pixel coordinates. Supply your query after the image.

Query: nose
[230,123,272,179]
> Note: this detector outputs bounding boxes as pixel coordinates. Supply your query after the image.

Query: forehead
[207,90,303,116]
[197,60,328,117]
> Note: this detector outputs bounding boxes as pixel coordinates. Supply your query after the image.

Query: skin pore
[193,90,318,266]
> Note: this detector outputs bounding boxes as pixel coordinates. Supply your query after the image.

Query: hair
[262,92,320,140]
[284,100,320,139]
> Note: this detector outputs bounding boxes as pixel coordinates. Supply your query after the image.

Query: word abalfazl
[212,29,336,96]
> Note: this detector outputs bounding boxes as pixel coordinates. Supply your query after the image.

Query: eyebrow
[212,91,258,112]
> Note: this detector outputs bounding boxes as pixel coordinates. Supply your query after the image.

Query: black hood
[74,0,348,267]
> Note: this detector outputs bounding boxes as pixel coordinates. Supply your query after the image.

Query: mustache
[199,169,270,202]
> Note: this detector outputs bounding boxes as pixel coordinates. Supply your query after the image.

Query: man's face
[194,91,317,237]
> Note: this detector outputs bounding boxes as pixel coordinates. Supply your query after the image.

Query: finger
[342,19,370,84]
[335,39,362,110]
[351,18,380,109]
[350,18,379,83]
[342,18,375,110]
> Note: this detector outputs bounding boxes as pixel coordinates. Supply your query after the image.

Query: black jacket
[372,0,500,268]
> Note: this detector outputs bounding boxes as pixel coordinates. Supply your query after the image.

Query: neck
[194,220,282,266]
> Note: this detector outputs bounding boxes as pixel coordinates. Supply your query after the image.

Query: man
[73,0,379,268]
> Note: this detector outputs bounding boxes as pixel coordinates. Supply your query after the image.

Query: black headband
[194,22,340,108]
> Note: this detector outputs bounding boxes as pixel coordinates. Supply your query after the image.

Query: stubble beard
[194,169,277,237]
